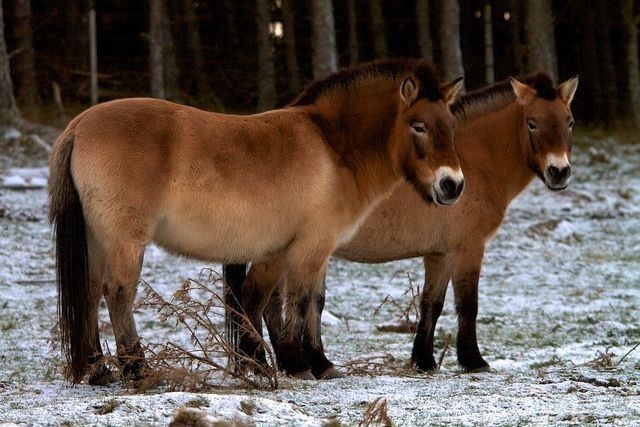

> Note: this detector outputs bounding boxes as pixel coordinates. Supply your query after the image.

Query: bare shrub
[358,397,392,427]
[373,273,420,333]
[132,269,278,390]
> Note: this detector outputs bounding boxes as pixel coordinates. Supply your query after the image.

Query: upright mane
[452,72,558,122]
[290,58,443,106]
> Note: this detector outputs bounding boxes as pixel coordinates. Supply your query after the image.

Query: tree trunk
[370,0,387,59]
[524,0,557,81]
[593,0,616,125]
[415,0,433,63]
[12,0,39,108]
[0,0,20,126]
[149,0,165,99]
[256,0,276,111]
[483,2,494,84]
[64,0,89,72]
[347,0,359,65]
[282,0,301,95]
[182,0,211,100]
[510,0,525,74]
[623,0,640,127]
[438,0,465,87]
[310,0,337,79]
[161,1,180,101]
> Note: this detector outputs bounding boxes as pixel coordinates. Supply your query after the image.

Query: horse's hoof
[315,366,344,380]
[88,367,116,386]
[290,369,316,380]
[465,365,491,373]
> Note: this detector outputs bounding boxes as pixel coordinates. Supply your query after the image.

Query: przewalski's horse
[244,73,578,377]
[49,59,465,384]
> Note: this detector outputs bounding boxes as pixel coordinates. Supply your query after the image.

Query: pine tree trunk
[256,0,276,111]
[483,2,494,84]
[347,0,359,65]
[594,0,616,125]
[161,1,180,101]
[64,0,89,72]
[12,0,39,108]
[310,0,337,79]
[623,0,640,127]
[282,0,301,95]
[439,0,465,86]
[524,0,557,81]
[370,0,387,59]
[510,0,525,74]
[182,0,208,96]
[149,0,165,99]
[416,0,433,63]
[0,0,20,126]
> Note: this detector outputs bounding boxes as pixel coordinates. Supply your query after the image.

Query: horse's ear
[440,77,464,105]
[400,76,419,107]
[510,77,536,105]
[558,76,579,106]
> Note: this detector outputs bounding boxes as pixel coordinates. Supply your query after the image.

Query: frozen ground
[0,135,639,426]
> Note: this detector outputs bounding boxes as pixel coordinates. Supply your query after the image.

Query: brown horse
[48,59,465,384]
[239,73,578,377]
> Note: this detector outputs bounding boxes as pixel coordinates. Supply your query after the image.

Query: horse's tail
[49,130,91,383]
[223,264,247,352]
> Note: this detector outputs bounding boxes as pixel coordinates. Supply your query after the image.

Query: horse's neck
[459,102,535,211]
[305,93,399,203]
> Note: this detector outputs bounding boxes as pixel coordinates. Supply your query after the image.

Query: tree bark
[0,0,20,125]
[370,0,387,59]
[161,1,180,101]
[281,0,301,95]
[524,0,558,81]
[623,0,640,126]
[483,2,494,84]
[438,0,465,87]
[416,0,433,63]
[347,0,359,65]
[310,0,337,79]
[149,0,165,99]
[182,0,210,99]
[256,0,276,111]
[510,0,525,74]
[12,0,39,108]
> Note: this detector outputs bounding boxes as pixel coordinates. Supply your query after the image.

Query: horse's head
[510,74,579,191]
[392,73,465,206]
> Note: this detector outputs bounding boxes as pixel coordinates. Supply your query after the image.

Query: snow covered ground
[0,135,639,426]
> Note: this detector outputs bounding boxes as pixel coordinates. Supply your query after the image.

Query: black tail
[224,264,247,352]
[49,132,91,383]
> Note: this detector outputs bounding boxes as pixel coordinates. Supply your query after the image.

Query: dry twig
[358,397,392,427]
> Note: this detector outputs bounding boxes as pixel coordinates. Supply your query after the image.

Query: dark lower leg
[303,280,338,378]
[412,256,449,371]
[453,269,489,371]
[278,289,311,376]
[263,287,285,369]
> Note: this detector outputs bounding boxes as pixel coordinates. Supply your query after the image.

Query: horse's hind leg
[85,234,116,385]
[237,259,285,371]
[411,254,451,371]
[103,242,146,379]
[302,276,343,379]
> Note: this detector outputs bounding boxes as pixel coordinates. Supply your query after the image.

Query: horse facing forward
[233,72,578,377]
[49,59,465,384]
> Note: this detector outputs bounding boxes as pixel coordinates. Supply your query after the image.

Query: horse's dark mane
[452,72,558,122]
[290,58,443,106]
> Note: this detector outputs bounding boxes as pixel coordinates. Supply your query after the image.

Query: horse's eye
[527,120,538,131]
[412,123,427,133]
[568,120,575,130]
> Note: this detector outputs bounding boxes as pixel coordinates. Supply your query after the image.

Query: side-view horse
[227,72,578,377]
[49,59,465,384]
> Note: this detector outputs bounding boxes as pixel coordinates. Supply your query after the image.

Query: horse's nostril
[548,165,571,182]
[440,177,463,198]
[548,166,561,180]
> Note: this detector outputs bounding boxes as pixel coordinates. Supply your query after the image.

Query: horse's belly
[152,199,297,263]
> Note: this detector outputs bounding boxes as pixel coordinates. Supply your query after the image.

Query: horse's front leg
[411,253,451,371]
[452,246,490,372]
[278,250,332,380]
